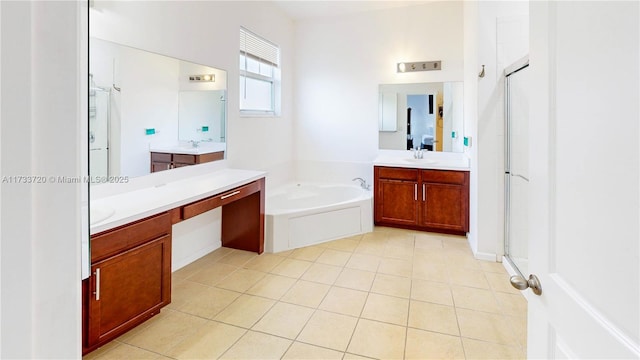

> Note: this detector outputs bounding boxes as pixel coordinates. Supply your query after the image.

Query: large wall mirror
[89,37,228,179]
[378,82,464,153]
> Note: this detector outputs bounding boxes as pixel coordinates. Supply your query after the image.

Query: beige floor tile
[405,328,465,360]
[123,309,208,355]
[282,342,344,359]
[413,261,449,282]
[411,279,454,306]
[448,267,490,289]
[252,302,314,339]
[319,286,368,317]
[371,273,411,298]
[347,319,406,359]
[271,258,313,278]
[219,331,292,359]
[446,252,483,270]
[324,238,360,252]
[334,268,375,291]
[383,244,414,260]
[315,249,352,267]
[386,232,415,248]
[92,342,166,360]
[186,262,238,286]
[281,280,331,308]
[172,257,214,281]
[456,308,518,345]
[462,338,526,359]
[361,293,409,326]
[342,353,376,360]
[495,291,528,317]
[214,294,275,328]
[451,285,501,313]
[215,268,266,293]
[414,233,444,249]
[246,273,296,299]
[297,310,358,351]
[441,235,471,249]
[345,253,381,272]
[361,231,388,243]
[377,257,412,277]
[506,314,528,350]
[408,300,459,336]
[83,340,120,360]
[179,286,241,319]
[167,321,246,359]
[485,272,522,294]
[413,249,448,264]
[479,260,508,274]
[218,249,259,267]
[353,242,386,257]
[168,280,210,310]
[200,247,236,262]
[290,246,325,262]
[243,253,286,272]
[300,263,342,285]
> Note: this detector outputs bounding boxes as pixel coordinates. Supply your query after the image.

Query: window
[240,27,280,115]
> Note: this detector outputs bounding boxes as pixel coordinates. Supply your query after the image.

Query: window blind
[240,27,279,67]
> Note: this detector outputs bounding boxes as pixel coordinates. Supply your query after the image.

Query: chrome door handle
[510,274,542,295]
[221,190,241,200]
[414,184,417,201]
[93,268,101,300]
[422,184,426,201]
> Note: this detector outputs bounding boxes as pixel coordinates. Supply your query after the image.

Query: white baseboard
[172,242,221,272]
[474,251,497,262]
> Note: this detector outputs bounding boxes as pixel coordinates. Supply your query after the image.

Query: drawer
[376,166,419,181]
[173,154,196,165]
[182,180,261,220]
[420,170,467,185]
[91,212,171,263]
[150,152,171,163]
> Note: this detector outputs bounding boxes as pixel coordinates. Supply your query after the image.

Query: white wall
[90,1,295,186]
[293,1,464,184]
[1,1,84,358]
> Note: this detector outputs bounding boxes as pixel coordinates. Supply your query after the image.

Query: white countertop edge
[373,160,470,171]
[90,169,266,235]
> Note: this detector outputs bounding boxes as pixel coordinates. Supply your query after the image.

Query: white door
[525,2,639,358]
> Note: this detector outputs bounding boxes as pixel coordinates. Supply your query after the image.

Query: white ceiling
[273,0,436,21]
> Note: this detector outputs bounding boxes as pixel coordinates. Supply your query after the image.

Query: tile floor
[84,227,527,360]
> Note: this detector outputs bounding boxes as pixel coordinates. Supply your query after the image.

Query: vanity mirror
[89,37,228,179]
[378,82,463,153]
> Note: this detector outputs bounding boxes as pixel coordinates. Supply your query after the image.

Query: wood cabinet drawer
[173,154,196,164]
[91,212,171,263]
[150,152,171,163]
[377,167,419,181]
[421,169,467,185]
[182,180,261,220]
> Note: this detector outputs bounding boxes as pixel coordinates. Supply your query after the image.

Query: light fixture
[189,74,215,82]
[396,60,441,73]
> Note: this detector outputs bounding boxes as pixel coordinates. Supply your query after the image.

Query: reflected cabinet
[374,166,469,234]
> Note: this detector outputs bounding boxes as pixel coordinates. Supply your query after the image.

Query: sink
[403,158,437,164]
[90,205,115,225]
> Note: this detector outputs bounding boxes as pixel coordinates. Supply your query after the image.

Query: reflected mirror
[89,37,228,179]
[378,82,463,153]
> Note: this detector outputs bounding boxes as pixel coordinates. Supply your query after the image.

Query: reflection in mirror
[378,82,464,153]
[89,37,228,179]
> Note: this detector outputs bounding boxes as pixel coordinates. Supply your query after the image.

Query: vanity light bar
[397,61,441,73]
[189,74,215,82]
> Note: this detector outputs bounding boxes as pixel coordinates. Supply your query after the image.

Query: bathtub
[265,183,373,253]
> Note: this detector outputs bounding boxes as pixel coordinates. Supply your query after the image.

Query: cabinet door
[420,182,468,232]
[87,235,171,347]
[151,161,171,173]
[376,179,419,226]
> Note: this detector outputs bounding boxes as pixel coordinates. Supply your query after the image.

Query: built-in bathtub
[265,183,373,253]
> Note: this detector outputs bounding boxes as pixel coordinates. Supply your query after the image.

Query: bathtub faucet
[352,177,371,190]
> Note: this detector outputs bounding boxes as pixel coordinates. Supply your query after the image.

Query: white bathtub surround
[294,160,375,190]
[266,183,373,253]
[373,149,470,171]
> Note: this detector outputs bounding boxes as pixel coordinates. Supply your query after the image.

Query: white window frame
[240,27,281,116]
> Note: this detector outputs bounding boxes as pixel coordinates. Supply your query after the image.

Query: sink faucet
[352,177,371,190]
[413,147,423,159]
[189,140,200,148]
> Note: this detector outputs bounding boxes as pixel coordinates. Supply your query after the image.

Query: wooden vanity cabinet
[374,166,469,235]
[83,212,172,354]
[150,151,224,173]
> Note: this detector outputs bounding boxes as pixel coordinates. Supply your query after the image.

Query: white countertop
[150,142,226,155]
[90,168,265,234]
[373,149,470,171]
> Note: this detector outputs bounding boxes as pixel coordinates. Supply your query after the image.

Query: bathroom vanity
[82,168,265,354]
[150,151,224,172]
[373,151,470,235]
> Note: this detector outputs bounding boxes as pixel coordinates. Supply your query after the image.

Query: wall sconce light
[189,74,215,82]
[397,60,441,73]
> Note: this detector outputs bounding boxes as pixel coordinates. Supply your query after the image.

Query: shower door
[504,58,529,276]
[89,87,110,177]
